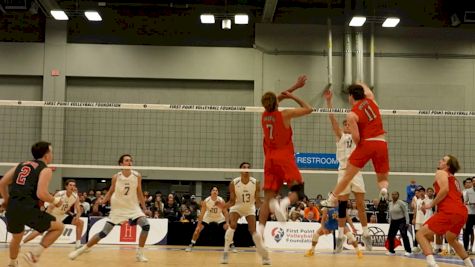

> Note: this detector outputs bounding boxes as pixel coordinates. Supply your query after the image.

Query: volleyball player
[185,186,229,252]
[416,155,471,267]
[22,179,84,249]
[323,88,372,250]
[219,162,268,264]
[69,154,150,262]
[323,83,389,208]
[0,141,65,267]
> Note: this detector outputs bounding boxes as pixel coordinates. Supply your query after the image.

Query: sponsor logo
[120,222,137,242]
[271,227,285,243]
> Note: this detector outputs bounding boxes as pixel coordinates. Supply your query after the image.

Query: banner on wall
[263,222,415,251]
[6,218,88,244]
[295,153,339,169]
[88,217,167,245]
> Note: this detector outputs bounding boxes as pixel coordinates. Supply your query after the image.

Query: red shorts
[349,140,389,173]
[264,152,302,192]
[424,210,468,235]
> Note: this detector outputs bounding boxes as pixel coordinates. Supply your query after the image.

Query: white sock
[75,240,81,246]
[137,247,143,253]
[312,232,320,243]
[426,255,436,266]
[280,197,290,211]
[345,231,356,243]
[10,258,17,265]
[191,240,196,245]
[464,257,474,267]
[33,245,45,257]
[338,227,345,238]
[257,223,265,238]
[362,226,369,236]
[224,228,235,252]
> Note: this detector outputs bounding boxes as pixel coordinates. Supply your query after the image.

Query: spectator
[370,214,378,223]
[315,194,323,205]
[79,195,90,215]
[406,179,418,204]
[304,201,320,221]
[302,211,318,222]
[151,195,164,218]
[163,193,180,221]
[348,201,359,222]
[289,210,302,222]
[377,196,389,223]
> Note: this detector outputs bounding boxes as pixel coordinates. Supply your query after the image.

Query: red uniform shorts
[263,152,302,192]
[424,210,468,235]
[349,140,389,173]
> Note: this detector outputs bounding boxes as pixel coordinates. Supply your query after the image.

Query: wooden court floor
[0,244,469,267]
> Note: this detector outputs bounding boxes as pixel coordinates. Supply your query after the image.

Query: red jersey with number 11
[262,111,294,153]
[351,98,385,140]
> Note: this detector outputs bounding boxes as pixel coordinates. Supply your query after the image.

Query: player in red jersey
[416,155,471,267]
[323,83,389,209]
[259,75,313,236]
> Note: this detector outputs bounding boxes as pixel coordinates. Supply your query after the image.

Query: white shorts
[338,170,365,196]
[229,205,256,217]
[202,217,226,224]
[109,208,145,225]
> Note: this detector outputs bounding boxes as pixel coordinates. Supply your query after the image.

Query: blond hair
[261,91,278,112]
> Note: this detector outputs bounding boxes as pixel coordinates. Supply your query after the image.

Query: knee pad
[137,217,150,232]
[338,201,348,218]
[290,184,305,201]
[98,222,114,239]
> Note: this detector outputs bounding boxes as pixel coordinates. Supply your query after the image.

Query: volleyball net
[0,100,474,177]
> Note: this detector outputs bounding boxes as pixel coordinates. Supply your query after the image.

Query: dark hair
[261,91,278,112]
[210,186,218,192]
[118,154,132,165]
[446,154,461,174]
[464,178,473,185]
[31,141,51,159]
[64,179,76,187]
[239,162,251,168]
[347,84,365,100]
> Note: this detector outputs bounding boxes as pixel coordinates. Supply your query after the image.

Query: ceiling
[1,0,474,46]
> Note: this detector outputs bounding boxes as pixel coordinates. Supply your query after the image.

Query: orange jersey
[261,111,294,154]
[351,98,385,140]
[434,171,466,214]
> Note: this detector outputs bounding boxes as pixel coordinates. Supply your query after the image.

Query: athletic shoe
[379,188,388,200]
[335,236,346,253]
[136,250,148,262]
[356,250,363,258]
[221,252,229,264]
[362,235,373,251]
[412,247,421,254]
[23,251,38,267]
[7,260,19,267]
[262,256,271,265]
[427,263,439,267]
[304,249,314,257]
[185,245,193,252]
[270,199,287,222]
[404,252,413,257]
[320,193,337,208]
[68,245,89,260]
[230,243,238,253]
[385,251,396,256]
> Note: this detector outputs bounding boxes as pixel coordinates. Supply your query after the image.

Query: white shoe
[412,247,421,253]
[385,252,396,256]
[7,260,19,267]
[335,236,346,253]
[262,256,271,265]
[136,251,148,262]
[427,263,439,267]
[22,251,38,267]
[404,252,412,257]
[68,245,88,260]
[362,235,372,251]
[221,252,229,264]
[270,199,287,222]
[185,245,193,252]
[320,193,337,207]
[230,243,238,253]
[379,188,388,200]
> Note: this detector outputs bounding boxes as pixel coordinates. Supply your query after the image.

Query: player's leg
[372,141,390,199]
[416,225,439,267]
[221,212,240,264]
[9,232,24,267]
[324,164,361,207]
[305,228,326,257]
[336,194,349,252]
[186,222,205,251]
[71,217,84,248]
[343,226,362,257]
[69,220,114,260]
[246,213,267,259]
[135,216,150,262]
[398,219,412,255]
[447,231,472,267]
[22,230,42,244]
[354,192,371,251]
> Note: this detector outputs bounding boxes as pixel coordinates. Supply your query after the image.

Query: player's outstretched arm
[323,89,342,140]
[277,75,307,102]
[281,91,313,121]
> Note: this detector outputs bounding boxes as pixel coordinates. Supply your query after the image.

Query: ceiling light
[85,11,102,21]
[50,10,68,20]
[222,18,231,30]
[234,14,249,24]
[200,14,215,24]
[349,16,366,27]
[382,17,400,27]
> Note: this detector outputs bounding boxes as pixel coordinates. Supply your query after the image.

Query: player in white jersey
[69,154,150,262]
[185,186,229,252]
[22,179,84,248]
[219,162,268,264]
[323,89,372,251]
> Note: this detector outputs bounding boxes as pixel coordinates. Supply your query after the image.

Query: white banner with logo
[88,218,167,245]
[264,222,415,251]
[0,217,7,243]
[6,218,88,244]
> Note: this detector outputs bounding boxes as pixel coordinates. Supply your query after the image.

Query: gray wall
[0,22,474,199]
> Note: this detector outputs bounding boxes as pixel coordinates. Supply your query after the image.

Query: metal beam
[262,0,278,23]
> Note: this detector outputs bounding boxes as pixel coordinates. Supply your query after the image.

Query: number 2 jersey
[351,98,385,140]
[9,160,47,207]
[109,170,145,224]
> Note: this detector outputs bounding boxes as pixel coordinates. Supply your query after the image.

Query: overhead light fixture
[50,10,68,20]
[349,16,366,27]
[85,11,102,21]
[382,17,400,27]
[222,18,231,30]
[234,14,249,24]
[200,14,215,24]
